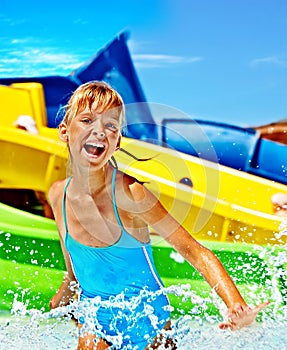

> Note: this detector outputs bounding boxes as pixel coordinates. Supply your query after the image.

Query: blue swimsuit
[62,169,170,349]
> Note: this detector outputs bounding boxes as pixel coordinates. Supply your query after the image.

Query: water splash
[1,281,287,350]
[1,223,287,349]
[275,220,287,240]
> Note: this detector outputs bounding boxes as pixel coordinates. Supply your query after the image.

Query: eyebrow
[76,110,120,121]
[77,110,93,117]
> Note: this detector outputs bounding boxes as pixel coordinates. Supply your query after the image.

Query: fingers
[219,316,240,331]
[233,303,246,317]
[229,301,269,318]
[219,315,242,331]
[219,300,270,331]
[219,320,234,330]
[253,300,270,314]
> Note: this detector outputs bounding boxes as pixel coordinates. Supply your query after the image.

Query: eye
[81,118,92,124]
[105,122,119,131]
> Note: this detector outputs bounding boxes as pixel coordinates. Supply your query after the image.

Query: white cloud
[0,36,203,76]
[0,34,93,77]
[250,56,287,68]
[0,47,84,77]
[0,14,27,26]
[73,18,90,25]
[11,38,32,44]
[132,53,203,68]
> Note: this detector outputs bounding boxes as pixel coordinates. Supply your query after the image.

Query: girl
[49,81,268,349]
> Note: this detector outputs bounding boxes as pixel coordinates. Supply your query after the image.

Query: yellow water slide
[0,82,286,246]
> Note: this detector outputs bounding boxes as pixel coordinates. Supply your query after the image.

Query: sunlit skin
[49,82,269,350]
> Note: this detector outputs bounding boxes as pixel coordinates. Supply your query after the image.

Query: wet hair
[59,80,153,173]
[62,81,125,127]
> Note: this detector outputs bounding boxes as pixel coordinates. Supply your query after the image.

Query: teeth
[86,143,104,148]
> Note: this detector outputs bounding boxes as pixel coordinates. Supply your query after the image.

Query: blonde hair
[62,81,125,127]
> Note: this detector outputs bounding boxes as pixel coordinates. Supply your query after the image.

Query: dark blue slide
[0,31,157,141]
[161,118,287,184]
[1,31,286,185]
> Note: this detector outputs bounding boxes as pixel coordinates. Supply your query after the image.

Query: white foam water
[1,222,286,349]
[1,309,287,349]
[0,286,286,350]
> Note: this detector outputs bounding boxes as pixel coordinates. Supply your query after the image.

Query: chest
[61,192,134,247]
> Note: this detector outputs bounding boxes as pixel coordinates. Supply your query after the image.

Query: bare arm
[48,181,78,309]
[129,182,269,330]
[49,237,78,309]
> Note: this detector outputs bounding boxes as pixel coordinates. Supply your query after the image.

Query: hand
[219,301,270,330]
[50,292,78,325]
[49,275,78,310]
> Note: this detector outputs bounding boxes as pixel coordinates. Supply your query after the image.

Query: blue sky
[0,0,286,126]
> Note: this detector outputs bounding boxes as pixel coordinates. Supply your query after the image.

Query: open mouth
[84,143,105,157]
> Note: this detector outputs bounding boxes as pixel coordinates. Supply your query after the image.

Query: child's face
[60,105,122,169]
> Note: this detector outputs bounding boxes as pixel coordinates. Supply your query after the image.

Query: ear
[59,122,69,142]
[115,135,121,150]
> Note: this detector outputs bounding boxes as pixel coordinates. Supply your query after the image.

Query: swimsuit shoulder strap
[62,176,72,234]
[111,169,149,248]
[111,168,126,232]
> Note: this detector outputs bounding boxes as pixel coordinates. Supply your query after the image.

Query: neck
[69,162,111,195]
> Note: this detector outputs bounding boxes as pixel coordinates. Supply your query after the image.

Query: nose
[93,129,105,139]
[91,118,106,139]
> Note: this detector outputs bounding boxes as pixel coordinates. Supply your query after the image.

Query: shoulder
[115,169,159,212]
[115,169,146,196]
[48,179,66,208]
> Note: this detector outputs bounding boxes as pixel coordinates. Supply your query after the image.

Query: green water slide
[0,202,286,319]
